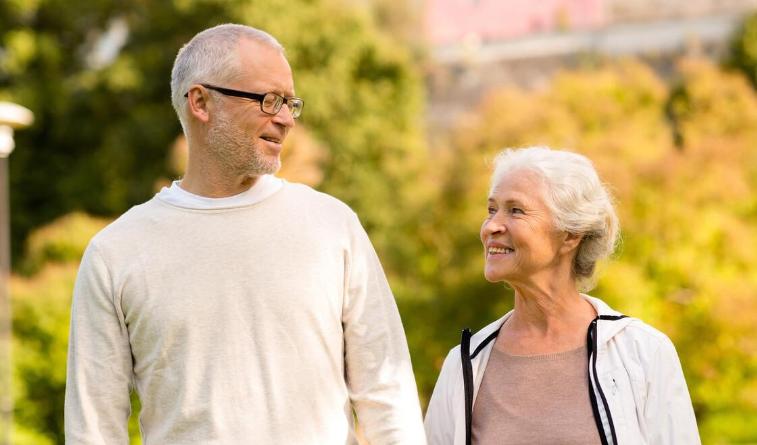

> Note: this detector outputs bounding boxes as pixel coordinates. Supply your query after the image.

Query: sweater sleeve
[424,348,459,445]
[643,335,701,445]
[65,242,133,444]
[342,213,427,444]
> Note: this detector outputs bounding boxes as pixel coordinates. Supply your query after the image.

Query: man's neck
[180,153,261,198]
[180,168,260,198]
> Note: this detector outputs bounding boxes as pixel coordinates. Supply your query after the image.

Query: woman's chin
[484,269,508,283]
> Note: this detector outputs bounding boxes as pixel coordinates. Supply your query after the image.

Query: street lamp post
[0,102,33,445]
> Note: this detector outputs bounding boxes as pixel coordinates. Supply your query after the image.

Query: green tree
[417,58,757,443]
[654,58,757,443]
[0,0,428,269]
[729,10,757,89]
[4,0,429,443]
[10,214,107,444]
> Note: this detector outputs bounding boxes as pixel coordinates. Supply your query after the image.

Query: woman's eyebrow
[491,198,527,206]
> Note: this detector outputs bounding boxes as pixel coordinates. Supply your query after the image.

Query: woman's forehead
[490,169,546,200]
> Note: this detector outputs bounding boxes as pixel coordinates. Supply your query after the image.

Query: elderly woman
[424,147,700,445]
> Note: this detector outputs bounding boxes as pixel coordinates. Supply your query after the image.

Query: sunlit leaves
[425,57,757,443]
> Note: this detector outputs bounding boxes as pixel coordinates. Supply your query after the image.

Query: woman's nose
[482,215,505,236]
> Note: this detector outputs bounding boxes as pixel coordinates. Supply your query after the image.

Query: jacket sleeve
[342,213,427,444]
[643,335,701,444]
[65,242,133,444]
[424,348,459,445]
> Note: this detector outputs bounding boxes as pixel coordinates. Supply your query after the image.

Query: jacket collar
[468,294,633,354]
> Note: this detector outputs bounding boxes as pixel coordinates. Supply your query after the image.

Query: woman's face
[480,169,566,285]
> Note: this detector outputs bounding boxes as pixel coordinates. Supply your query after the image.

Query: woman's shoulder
[602,308,675,354]
[438,315,509,378]
[620,317,675,346]
[587,294,676,351]
[440,344,462,375]
[609,316,683,376]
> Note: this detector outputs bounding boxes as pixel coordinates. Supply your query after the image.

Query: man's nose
[272,104,295,127]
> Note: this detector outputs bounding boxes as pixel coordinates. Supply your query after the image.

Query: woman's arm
[643,335,701,444]
[425,347,461,445]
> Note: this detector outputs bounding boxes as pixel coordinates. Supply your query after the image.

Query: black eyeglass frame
[184,83,304,118]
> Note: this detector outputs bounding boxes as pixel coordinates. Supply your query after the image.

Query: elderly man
[65,24,426,444]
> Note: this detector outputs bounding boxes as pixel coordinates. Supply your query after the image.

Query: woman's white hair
[490,146,619,291]
[170,24,284,133]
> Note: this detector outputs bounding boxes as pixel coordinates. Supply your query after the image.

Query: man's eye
[487,207,497,215]
[511,207,524,215]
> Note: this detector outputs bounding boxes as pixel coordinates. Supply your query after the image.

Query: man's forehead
[236,38,286,62]
[235,39,294,92]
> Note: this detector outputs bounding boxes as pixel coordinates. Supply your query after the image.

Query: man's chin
[250,158,281,177]
[265,158,281,175]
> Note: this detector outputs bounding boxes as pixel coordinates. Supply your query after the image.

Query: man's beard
[205,115,280,178]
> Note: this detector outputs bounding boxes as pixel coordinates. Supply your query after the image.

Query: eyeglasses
[185,83,304,119]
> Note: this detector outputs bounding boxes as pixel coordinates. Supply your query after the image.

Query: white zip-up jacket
[424,295,700,445]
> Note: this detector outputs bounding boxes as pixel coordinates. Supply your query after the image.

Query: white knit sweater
[65,180,426,444]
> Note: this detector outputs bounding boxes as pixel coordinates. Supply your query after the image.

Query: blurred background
[1,0,756,443]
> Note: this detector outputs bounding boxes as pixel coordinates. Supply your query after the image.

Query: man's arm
[342,213,427,444]
[65,242,133,444]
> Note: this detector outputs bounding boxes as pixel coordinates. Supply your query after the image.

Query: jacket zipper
[461,329,473,445]
[587,315,627,445]
[461,315,626,445]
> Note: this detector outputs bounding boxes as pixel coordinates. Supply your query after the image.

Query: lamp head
[0,102,33,158]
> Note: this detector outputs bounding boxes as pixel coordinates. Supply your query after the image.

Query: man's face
[205,38,296,178]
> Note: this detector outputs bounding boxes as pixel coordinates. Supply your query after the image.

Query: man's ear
[187,86,211,123]
[560,232,583,254]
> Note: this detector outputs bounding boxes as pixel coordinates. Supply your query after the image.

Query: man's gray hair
[170,24,284,132]
[490,146,620,291]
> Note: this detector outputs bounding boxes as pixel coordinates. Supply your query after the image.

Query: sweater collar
[157,175,284,210]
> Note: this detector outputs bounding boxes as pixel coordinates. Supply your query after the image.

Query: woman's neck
[496,281,596,355]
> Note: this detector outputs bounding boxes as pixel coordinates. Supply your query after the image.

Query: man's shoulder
[283,181,356,218]
[89,197,164,251]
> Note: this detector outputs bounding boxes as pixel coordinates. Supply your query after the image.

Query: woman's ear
[560,232,583,254]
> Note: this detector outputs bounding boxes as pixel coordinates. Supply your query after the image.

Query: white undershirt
[157,174,284,209]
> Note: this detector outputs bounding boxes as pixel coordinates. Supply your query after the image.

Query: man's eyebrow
[269,87,296,97]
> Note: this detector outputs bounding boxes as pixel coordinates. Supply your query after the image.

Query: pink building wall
[425,0,606,46]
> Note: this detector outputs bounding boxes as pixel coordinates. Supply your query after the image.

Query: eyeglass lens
[261,93,302,118]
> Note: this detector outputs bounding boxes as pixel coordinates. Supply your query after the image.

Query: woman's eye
[487,206,497,215]
[510,207,524,215]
